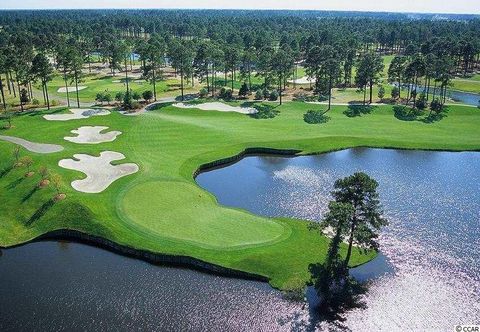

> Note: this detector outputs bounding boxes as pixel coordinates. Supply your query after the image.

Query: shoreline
[194,145,480,179]
[2,229,271,283]
[3,145,479,290]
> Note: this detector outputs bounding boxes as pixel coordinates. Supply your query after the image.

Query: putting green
[118,180,287,249]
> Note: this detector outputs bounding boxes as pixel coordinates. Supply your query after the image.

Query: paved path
[0,135,64,154]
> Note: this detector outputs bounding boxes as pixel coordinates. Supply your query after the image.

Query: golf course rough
[1,101,479,290]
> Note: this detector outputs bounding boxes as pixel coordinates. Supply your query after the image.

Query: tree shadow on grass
[25,108,65,117]
[304,110,331,124]
[24,199,55,226]
[421,107,450,124]
[146,102,172,111]
[6,177,25,190]
[344,105,375,118]
[0,165,13,178]
[249,104,280,119]
[22,186,39,203]
[393,105,423,121]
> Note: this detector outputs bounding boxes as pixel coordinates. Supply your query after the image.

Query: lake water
[0,241,308,331]
[197,148,480,330]
[1,148,479,331]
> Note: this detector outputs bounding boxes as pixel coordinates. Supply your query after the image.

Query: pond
[197,148,480,330]
[395,83,480,106]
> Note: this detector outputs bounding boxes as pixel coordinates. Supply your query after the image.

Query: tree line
[0,10,479,110]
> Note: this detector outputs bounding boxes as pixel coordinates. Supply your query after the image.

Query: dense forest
[0,9,479,110]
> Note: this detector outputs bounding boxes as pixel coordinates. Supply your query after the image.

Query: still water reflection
[0,241,308,331]
[197,148,480,331]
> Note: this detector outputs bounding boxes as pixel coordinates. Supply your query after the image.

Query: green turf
[1,97,479,291]
[451,76,480,93]
[119,180,287,248]
[42,73,183,103]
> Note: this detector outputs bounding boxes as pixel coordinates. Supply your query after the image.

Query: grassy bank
[0,100,479,290]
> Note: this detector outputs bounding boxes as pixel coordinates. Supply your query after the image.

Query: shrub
[50,100,59,106]
[39,166,49,180]
[219,88,233,100]
[255,89,264,100]
[391,86,400,99]
[95,92,105,104]
[19,156,34,173]
[303,110,330,124]
[132,91,141,101]
[131,101,141,110]
[415,92,427,110]
[142,90,153,102]
[50,173,63,195]
[199,88,208,98]
[378,86,385,100]
[292,91,308,102]
[263,89,270,99]
[317,95,328,102]
[123,91,133,109]
[430,98,443,114]
[32,99,40,105]
[115,92,125,102]
[103,93,112,105]
[238,82,249,97]
[250,104,280,119]
[20,88,30,104]
[0,107,13,128]
[269,90,279,101]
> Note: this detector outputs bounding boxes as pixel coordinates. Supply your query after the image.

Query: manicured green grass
[451,76,480,93]
[1,98,479,290]
[119,180,286,248]
[42,73,184,103]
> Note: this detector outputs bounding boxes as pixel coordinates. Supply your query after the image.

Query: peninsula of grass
[1,100,479,291]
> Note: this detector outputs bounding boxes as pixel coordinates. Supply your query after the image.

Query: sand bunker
[43,108,110,121]
[173,102,258,114]
[0,135,64,154]
[64,126,122,144]
[59,151,138,193]
[57,86,87,93]
[288,76,316,84]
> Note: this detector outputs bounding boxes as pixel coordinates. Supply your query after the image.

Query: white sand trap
[59,151,138,193]
[173,102,258,114]
[64,126,122,144]
[57,86,87,93]
[288,76,316,84]
[0,135,64,154]
[43,108,110,121]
